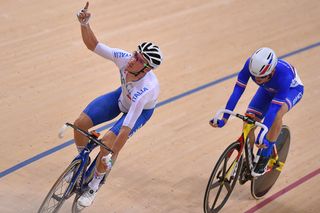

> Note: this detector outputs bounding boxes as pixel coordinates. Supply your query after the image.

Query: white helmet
[249,47,278,77]
[138,42,163,69]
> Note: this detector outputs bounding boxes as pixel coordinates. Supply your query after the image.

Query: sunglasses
[133,51,153,69]
[128,52,153,76]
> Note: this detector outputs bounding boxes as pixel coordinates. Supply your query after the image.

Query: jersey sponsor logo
[293,92,303,105]
[290,79,298,87]
[132,87,149,102]
[114,52,130,58]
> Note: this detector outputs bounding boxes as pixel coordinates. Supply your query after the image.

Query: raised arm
[77,2,98,51]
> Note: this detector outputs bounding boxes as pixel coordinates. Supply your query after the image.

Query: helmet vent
[151,58,161,65]
[137,42,163,69]
[267,53,272,60]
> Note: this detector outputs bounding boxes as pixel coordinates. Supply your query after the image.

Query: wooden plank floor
[0,0,319,212]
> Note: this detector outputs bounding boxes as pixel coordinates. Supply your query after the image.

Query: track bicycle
[38,123,114,213]
[203,109,290,213]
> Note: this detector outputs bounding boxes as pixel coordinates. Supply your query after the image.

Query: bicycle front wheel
[38,159,82,213]
[203,142,243,213]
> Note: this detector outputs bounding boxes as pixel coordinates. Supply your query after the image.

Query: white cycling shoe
[77,189,97,207]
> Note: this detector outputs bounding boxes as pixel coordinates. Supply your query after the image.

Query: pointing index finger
[81,2,89,12]
[84,2,89,10]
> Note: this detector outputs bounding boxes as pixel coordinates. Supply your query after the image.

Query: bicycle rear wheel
[203,142,243,213]
[38,159,82,213]
[251,125,290,199]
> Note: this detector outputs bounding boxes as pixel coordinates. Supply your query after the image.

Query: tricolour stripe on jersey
[271,99,284,106]
[236,80,247,88]
[285,98,293,109]
[247,108,263,116]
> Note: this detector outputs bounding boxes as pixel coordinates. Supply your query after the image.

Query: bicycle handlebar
[58,122,114,154]
[213,109,268,145]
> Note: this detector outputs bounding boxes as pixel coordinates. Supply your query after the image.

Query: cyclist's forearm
[81,24,98,51]
[223,84,245,119]
[112,126,131,153]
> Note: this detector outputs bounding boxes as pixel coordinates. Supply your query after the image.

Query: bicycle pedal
[267,158,276,167]
[275,161,284,172]
[268,158,284,172]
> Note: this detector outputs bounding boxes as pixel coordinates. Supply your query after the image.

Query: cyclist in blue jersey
[210,47,304,176]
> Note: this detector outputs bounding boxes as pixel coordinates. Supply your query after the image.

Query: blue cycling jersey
[223,58,303,136]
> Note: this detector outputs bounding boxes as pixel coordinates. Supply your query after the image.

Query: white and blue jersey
[223,58,304,137]
[83,43,159,136]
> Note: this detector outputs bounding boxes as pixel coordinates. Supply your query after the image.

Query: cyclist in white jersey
[74,2,163,207]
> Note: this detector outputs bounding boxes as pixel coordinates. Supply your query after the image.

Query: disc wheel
[251,125,290,199]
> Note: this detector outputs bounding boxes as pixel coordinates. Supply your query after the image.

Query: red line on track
[245,167,320,213]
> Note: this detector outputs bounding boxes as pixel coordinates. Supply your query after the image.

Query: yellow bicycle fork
[222,122,285,182]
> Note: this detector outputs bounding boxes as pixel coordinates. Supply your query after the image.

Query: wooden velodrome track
[1,0,319,212]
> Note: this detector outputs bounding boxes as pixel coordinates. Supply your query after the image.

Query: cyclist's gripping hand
[255,132,269,149]
[77,2,91,25]
[209,118,227,128]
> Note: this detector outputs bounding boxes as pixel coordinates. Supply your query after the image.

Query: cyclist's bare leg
[96,131,117,173]
[74,112,93,147]
[78,128,130,207]
[248,129,255,148]
[266,103,288,141]
[87,127,130,191]
[82,131,117,193]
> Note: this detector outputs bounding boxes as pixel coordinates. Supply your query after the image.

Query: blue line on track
[1,41,320,179]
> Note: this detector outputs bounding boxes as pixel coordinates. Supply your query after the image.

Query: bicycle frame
[65,141,97,197]
[221,120,255,182]
[204,109,289,213]
[240,121,282,175]
[239,122,255,169]
[213,109,280,176]
[38,123,115,213]
[61,123,114,197]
